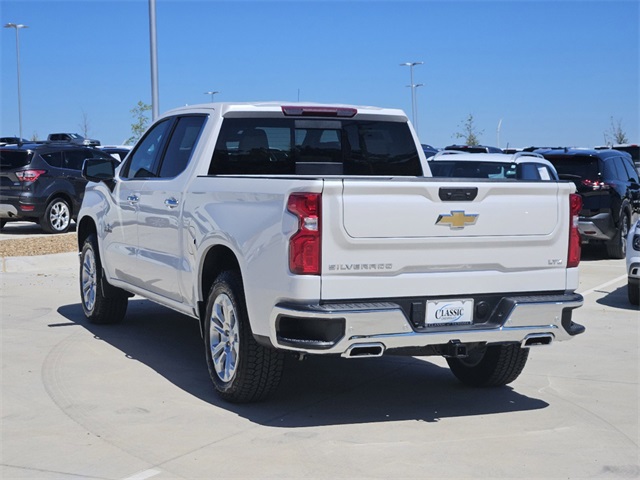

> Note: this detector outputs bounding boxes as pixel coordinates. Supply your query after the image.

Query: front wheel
[204,271,284,403]
[446,344,529,387]
[42,198,71,234]
[80,234,128,324]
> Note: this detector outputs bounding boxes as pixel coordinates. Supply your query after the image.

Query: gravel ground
[0,232,77,257]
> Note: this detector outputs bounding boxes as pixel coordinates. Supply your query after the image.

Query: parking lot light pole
[204,91,219,102]
[400,61,423,129]
[148,0,159,121]
[413,83,424,136]
[4,23,28,140]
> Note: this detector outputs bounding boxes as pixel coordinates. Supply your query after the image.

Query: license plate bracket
[426,299,474,327]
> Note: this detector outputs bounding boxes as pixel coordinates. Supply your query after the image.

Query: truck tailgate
[321,178,575,300]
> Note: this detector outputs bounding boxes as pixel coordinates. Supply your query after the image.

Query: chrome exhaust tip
[522,334,554,348]
[342,343,385,358]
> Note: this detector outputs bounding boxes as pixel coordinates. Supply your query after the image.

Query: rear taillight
[581,179,610,190]
[568,193,582,268]
[287,193,321,275]
[15,169,46,182]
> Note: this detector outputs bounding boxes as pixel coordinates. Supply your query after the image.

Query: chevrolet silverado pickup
[77,102,585,403]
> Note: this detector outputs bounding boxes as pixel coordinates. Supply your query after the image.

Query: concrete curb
[1,252,79,273]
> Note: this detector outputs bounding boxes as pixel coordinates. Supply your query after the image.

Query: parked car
[428,151,559,180]
[48,132,101,146]
[444,144,504,153]
[421,143,439,158]
[595,144,640,172]
[0,136,29,145]
[627,219,640,305]
[536,148,640,258]
[0,142,116,233]
[98,145,132,162]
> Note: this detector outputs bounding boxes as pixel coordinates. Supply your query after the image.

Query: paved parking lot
[1,237,638,479]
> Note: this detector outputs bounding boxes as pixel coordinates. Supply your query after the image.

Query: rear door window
[63,149,93,170]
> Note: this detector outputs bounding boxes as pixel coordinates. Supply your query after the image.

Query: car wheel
[204,270,284,403]
[446,343,529,387]
[80,234,128,324]
[628,280,640,306]
[41,198,71,234]
[606,210,629,259]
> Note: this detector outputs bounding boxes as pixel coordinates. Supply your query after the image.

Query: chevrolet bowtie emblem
[436,211,479,229]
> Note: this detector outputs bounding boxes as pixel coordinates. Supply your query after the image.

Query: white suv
[427,151,559,180]
[627,220,640,305]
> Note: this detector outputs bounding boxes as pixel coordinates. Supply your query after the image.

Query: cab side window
[122,119,172,179]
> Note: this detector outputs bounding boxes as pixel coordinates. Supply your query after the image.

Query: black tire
[606,210,629,259]
[446,343,529,387]
[628,280,640,306]
[41,198,71,234]
[204,270,284,403]
[0,219,5,229]
[80,234,128,324]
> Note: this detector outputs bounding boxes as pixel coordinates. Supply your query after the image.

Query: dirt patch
[0,233,77,257]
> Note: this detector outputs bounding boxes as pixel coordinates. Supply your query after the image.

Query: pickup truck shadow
[57,299,548,427]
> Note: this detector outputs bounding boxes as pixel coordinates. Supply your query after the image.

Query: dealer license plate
[426,299,474,327]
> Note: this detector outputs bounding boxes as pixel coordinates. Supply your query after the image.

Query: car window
[620,156,640,183]
[209,118,421,176]
[41,151,63,168]
[547,156,599,181]
[63,149,93,170]
[157,116,206,178]
[0,150,32,171]
[122,119,173,179]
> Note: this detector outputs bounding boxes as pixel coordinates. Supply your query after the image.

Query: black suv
[0,143,116,233]
[537,148,640,258]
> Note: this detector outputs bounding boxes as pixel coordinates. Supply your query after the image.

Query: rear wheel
[42,198,71,234]
[204,270,284,403]
[80,234,128,324]
[606,211,629,259]
[446,343,529,387]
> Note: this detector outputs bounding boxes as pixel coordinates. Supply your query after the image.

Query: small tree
[30,132,39,141]
[604,117,628,145]
[78,110,91,138]
[126,101,152,145]
[453,113,484,146]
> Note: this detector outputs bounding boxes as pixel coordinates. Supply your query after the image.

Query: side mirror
[82,158,116,182]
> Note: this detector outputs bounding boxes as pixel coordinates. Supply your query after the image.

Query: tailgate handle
[439,187,478,202]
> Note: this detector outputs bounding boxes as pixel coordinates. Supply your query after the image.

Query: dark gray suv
[0,143,115,233]
[537,148,640,258]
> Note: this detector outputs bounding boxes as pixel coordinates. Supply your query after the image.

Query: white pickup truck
[77,102,585,403]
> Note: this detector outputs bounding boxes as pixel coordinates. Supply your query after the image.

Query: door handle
[127,194,139,205]
[164,197,179,209]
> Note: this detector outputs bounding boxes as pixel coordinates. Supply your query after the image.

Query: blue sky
[1,0,638,148]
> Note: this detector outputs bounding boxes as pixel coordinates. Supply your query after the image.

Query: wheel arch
[77,216,98,252]
[198,244,242,331]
